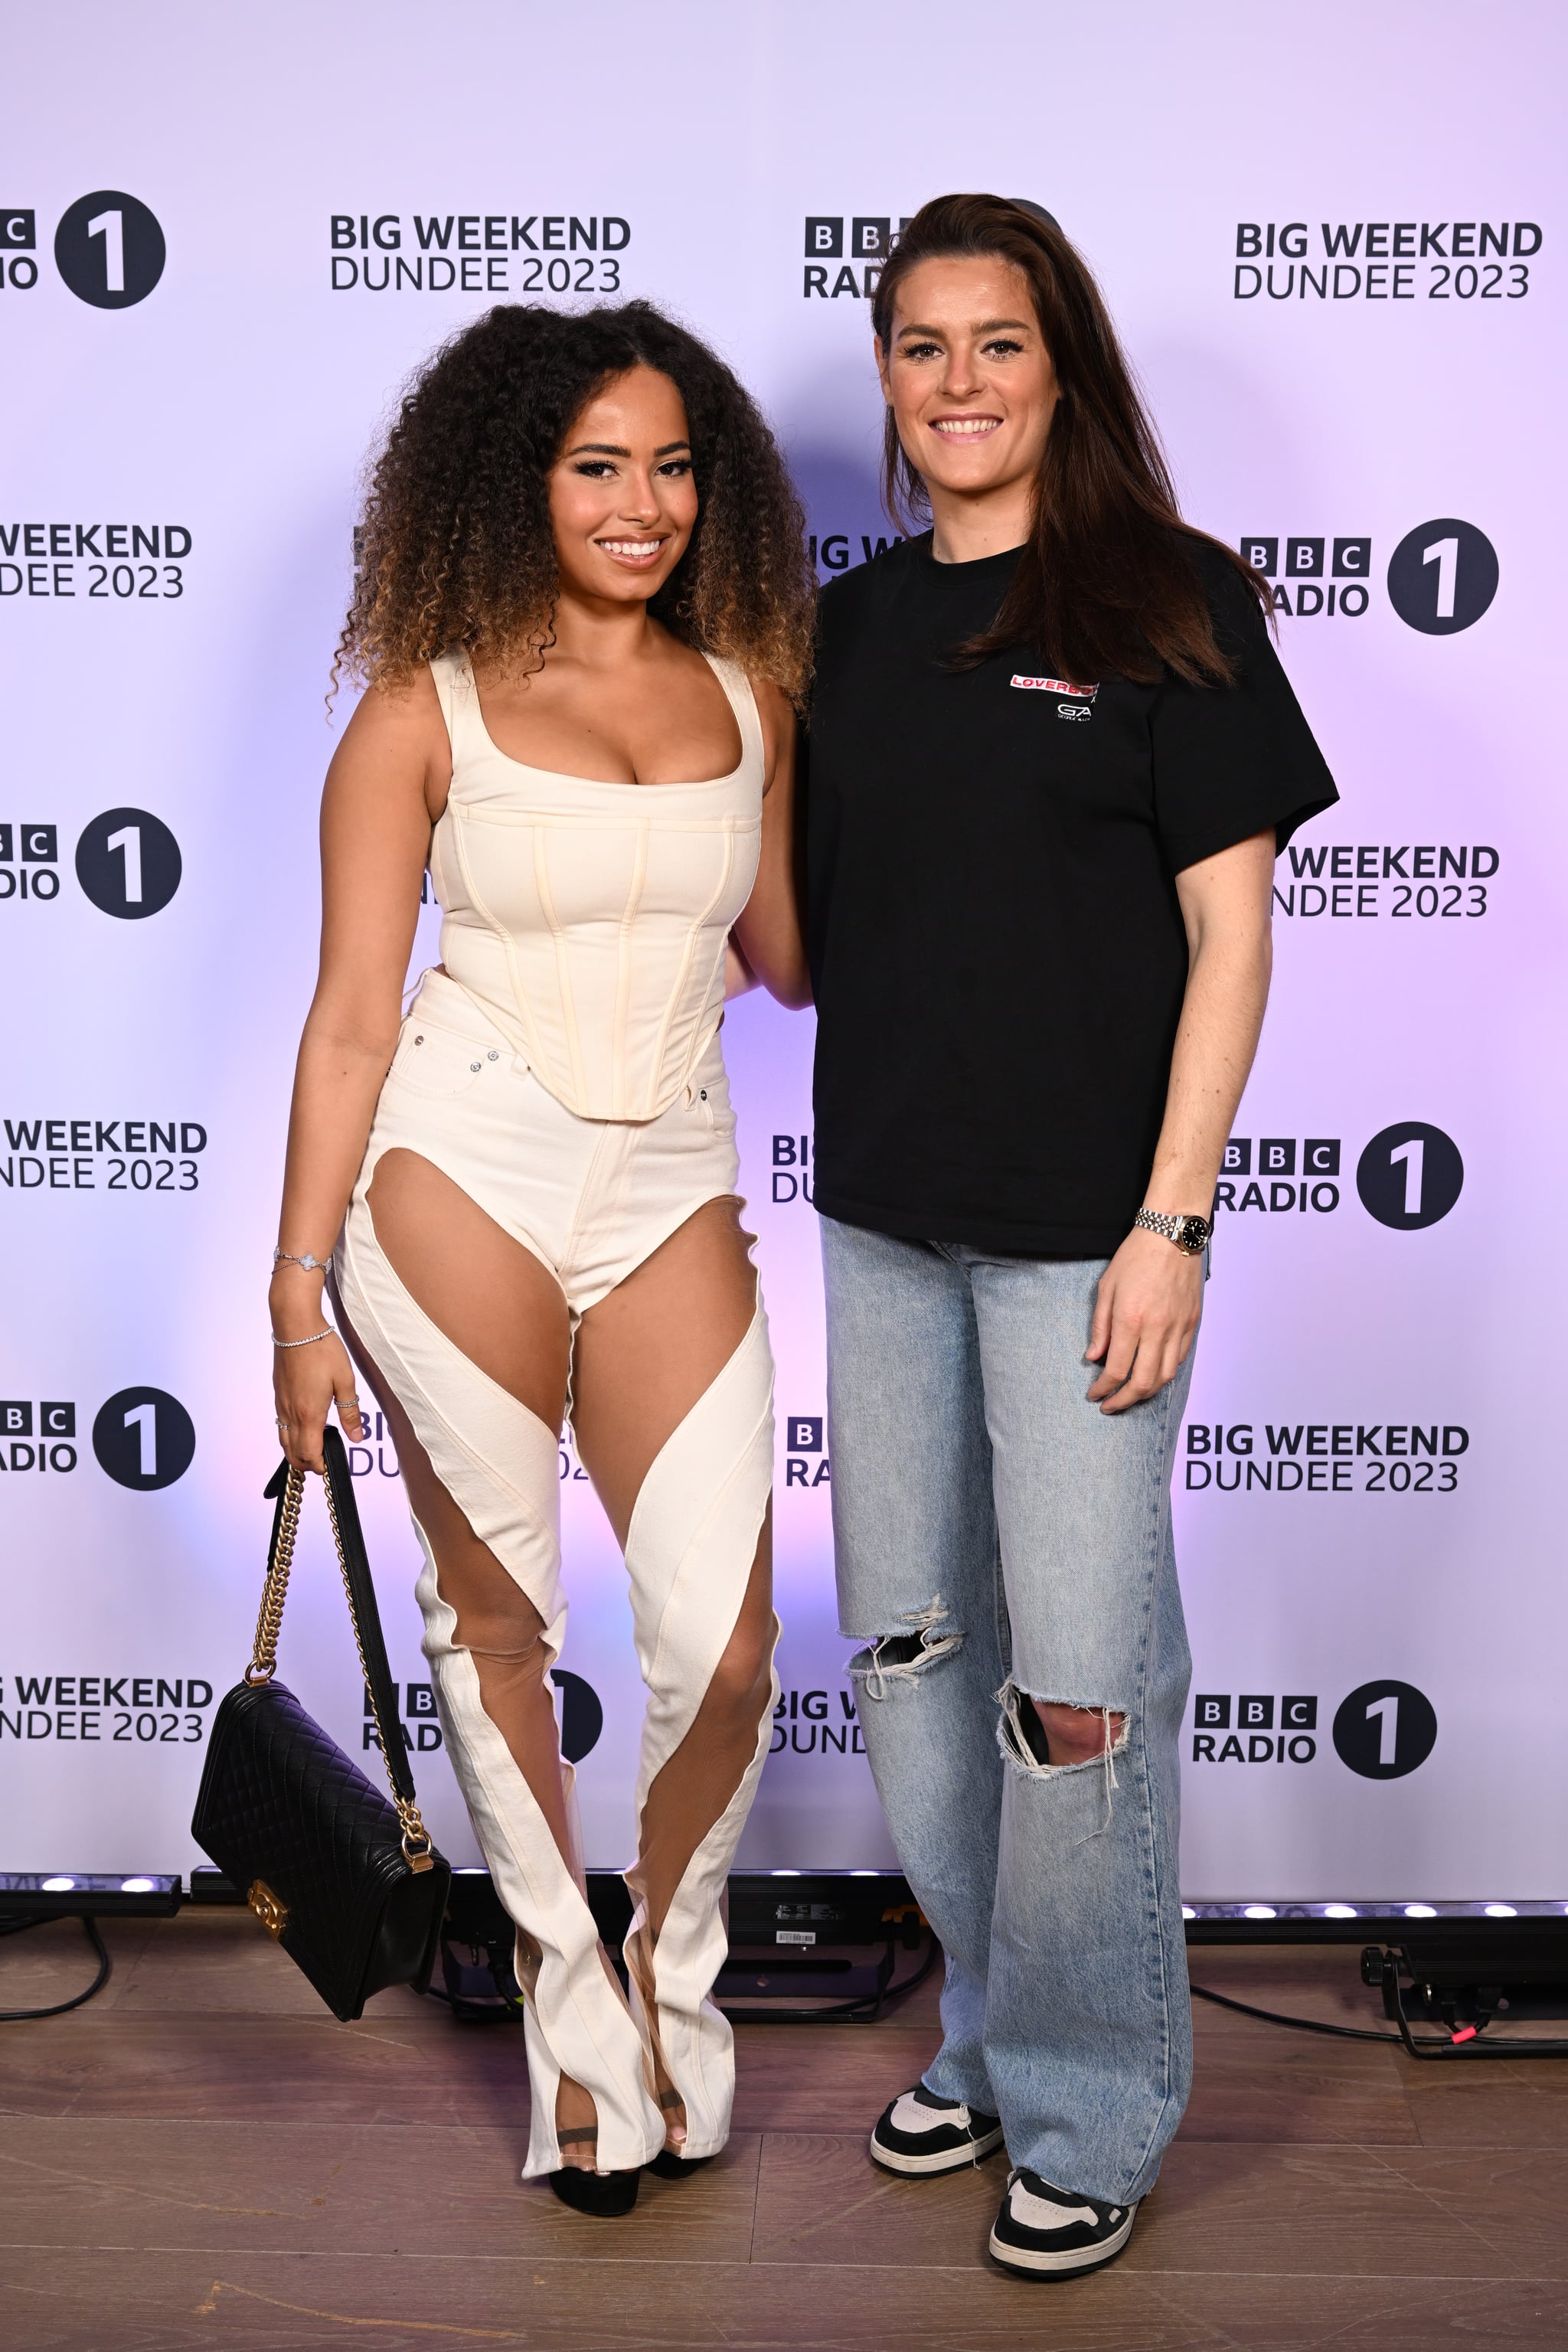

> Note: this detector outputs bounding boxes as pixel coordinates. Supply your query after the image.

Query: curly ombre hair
[335,302,815,703]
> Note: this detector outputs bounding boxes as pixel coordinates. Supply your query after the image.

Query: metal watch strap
[1134,1208,1206,1249]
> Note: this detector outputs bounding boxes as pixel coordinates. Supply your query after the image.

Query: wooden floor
[2,1912,1565,2350]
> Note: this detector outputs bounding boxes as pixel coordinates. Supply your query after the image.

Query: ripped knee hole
[999,1686,1130,1776]
[847,1596,964,1698]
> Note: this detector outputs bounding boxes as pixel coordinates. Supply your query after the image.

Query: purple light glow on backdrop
[2,0,1561,1896]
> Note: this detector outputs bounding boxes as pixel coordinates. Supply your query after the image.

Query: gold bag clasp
[247,1879,288,1938]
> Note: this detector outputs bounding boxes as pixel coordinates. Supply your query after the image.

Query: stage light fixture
[0,1872,182,1919]
[1184,1898,1567,1936]
[717,1870,933,2018]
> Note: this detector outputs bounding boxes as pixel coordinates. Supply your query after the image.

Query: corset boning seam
[443,808,553,1081]
[612,820,650,1124]
[645,826,736,1119]
[531,824,590,1112]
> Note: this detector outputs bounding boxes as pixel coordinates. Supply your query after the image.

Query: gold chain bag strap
[192,1426,450,2020]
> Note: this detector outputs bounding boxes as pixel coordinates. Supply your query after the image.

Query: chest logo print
[1011,674,1099,720]
[1012,672,1097,694]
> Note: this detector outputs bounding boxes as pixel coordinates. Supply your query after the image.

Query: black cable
[1383,1971,1568,2061]
[1191,1981,1401,2043]
[1191,1978,1568,2059]
[0,1916,112,2021]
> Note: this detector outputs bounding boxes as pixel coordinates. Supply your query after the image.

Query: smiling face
[877,253,1059,517]
[547,363,698,605]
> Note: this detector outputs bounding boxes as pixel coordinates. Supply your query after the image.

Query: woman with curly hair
[270,302,814,2216]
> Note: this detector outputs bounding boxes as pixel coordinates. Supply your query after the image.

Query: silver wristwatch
[1134,1207,1212,1255]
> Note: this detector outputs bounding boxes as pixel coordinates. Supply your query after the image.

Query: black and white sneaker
[869,2084,1004,2175]
[988,2168,1137,2276]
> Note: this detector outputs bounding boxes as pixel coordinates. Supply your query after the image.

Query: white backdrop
[2,0,1562,1900]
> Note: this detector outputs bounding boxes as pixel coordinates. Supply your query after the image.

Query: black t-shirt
[805,531,1338,1256]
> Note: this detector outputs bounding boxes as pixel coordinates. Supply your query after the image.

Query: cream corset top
[426,651,764,1122]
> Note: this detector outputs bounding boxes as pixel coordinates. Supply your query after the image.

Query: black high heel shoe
[548,2164,640,2216]
[645,2146,714,2180]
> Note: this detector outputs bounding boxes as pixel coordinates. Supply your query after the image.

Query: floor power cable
[0,1916,113,2022]
[1191,1978,1568,2058]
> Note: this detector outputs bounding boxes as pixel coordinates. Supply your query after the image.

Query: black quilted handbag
[191,1426,450,2021]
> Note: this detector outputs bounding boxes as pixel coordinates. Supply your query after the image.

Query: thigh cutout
[338,1151,569,1645]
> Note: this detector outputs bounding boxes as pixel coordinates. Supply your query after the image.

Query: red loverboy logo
[1010,675,1099,697]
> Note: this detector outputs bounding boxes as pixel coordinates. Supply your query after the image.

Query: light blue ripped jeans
[821,1216,1194,2205]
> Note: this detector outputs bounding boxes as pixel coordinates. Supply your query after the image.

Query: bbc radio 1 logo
[1240,536,1371,619]
[1217,1124,1463,1230]
[1,194,165,305]
[2,1389,194,1488]
[783,1414,831,1490]
[363,1668,602,1761]
[1193,1680,1437,1780]
[0,811,181,916]
[802,215,910,300]
[1241,523,1498,632]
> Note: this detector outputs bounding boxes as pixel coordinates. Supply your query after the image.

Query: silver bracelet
[273,1249,332,1273]
[272,1327,335,1349]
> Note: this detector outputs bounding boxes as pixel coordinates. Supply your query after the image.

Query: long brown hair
[337,302,815,704]
[871,194,1267,684]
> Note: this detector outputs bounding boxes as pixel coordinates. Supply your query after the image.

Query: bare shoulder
[749,676,797,793]
[328,666,452,818]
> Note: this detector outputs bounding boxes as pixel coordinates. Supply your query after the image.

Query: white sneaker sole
[988,2207,1135,2274]
[870,2122,1006,2176]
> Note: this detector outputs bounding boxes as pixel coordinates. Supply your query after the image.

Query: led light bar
[0,1872,182,1919]
[1182,1898,1568,1944]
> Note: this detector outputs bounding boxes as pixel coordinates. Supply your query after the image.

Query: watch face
[1176,1216,1211,1252]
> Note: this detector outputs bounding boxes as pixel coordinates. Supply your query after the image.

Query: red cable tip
[1451,2025,1478,2043]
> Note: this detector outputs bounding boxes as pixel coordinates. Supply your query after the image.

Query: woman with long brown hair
[807,194,1336,2275]
[270,302,812,2216]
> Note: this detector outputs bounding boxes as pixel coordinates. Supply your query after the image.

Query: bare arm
[730,681,811,1009]
[1086,828,1275,1413]
[270,672,450,1469]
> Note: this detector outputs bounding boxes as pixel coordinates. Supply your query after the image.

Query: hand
[1085,1228,1202,1415]
[272,1324,365,1472]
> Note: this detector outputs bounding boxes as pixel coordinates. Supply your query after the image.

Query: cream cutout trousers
[336,969,777,2177]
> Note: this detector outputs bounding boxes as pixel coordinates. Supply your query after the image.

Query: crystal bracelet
[272,1328,335,1349]
[273,1249,332,1273]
